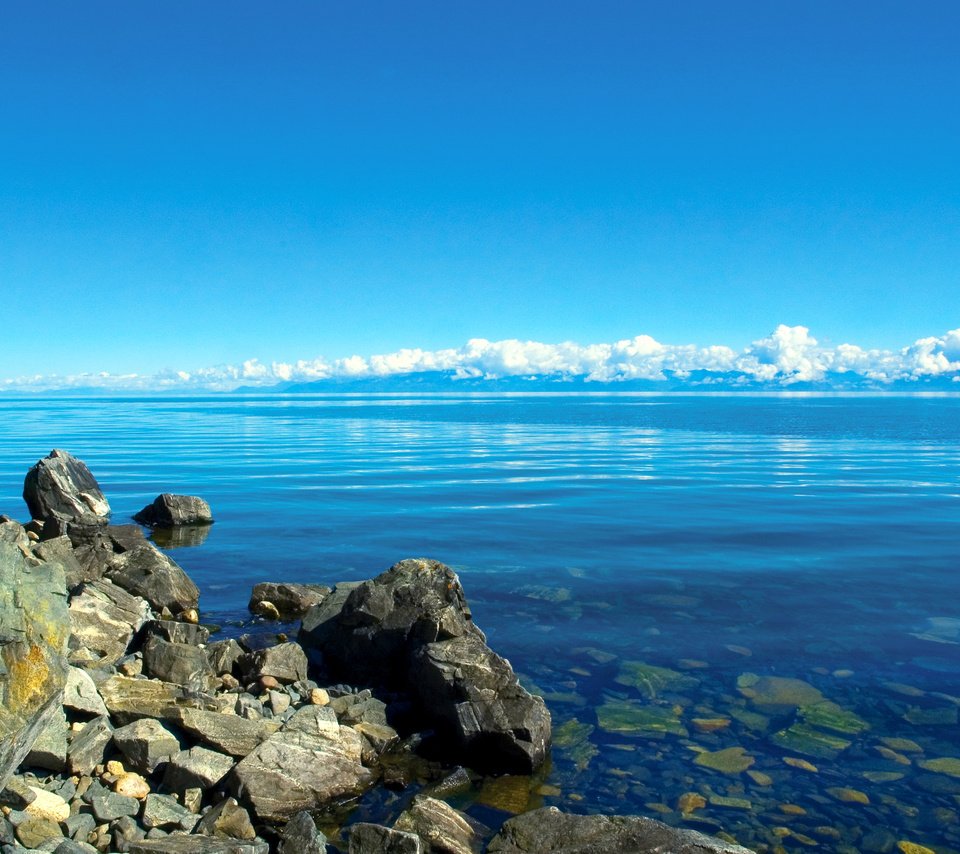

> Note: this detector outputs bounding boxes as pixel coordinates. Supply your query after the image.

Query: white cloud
[3,326,960,392]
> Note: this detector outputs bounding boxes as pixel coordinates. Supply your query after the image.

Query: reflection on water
[0,394,958,851]
[149,523,213,549]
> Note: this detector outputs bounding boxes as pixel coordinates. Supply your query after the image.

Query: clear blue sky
[1,1,958,378]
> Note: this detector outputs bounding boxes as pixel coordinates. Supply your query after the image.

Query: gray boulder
[23,705,68,772]
[238,642,308,685]
[105,543,200,614]
[66,715,114,775]
[142,636,216,692]
[141,793,201,831]
[68,524,148,587]
[393,795,479,854]
[63,667,109,717]
[248,583,330,621]
[279,811,328,854]
[0,522,71,790]
[134,494,213,527]
[67,579,151,668]
[143,619,211,646]
[230,705,374,823]
[97,675,220,725]
[163,745,236,793]
[410,635,550,774]
[486,808,755,853]
[195,797,256,840]
[206,640,245,677]
[176,709,279,758]
[113,718,183,773]
[22,450,111,527]
[349,823,422,854]
[300,558,550,774]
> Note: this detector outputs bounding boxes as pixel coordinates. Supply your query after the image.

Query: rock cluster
[0,451,753,854]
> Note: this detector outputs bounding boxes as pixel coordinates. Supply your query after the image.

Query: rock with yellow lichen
[0,520,70,789]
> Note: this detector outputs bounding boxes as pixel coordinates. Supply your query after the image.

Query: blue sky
[1,1,958,387]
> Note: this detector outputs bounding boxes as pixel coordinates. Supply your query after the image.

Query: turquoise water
[1,394,959,852]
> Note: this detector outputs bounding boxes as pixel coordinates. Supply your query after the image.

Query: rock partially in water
[393,795,479,854]
[349,822,423,854]
[0,521,71,790]
[301,558,550,775]
[23,450,111,528]
[411,634,551,774]
[134,494,213,528]
[249,582,331,620]
[486,807,755,853]
[105,542,200,614]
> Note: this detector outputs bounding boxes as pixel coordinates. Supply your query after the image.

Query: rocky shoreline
[1,450,751,853]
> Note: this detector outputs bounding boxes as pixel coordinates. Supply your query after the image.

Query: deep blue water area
[2,394,959,852]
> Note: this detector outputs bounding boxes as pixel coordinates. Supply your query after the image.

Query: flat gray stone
[66,715,113,776]
[90,791,140,821]
[142,793,201,832]
[98,675,219,725]
[113,718,183,774]
[163,746,235,793]
[63,667,109,717]
[24,705,68,772]
[176,709,279,758]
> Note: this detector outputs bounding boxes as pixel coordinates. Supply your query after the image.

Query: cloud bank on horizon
[4,325,960,393]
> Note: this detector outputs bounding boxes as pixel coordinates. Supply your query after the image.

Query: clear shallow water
[1,394,959,852]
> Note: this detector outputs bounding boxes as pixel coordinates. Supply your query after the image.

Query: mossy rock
[596,699,687,736]
[799,700,869,734]
[693,746,756,774]
[737,673,823,709]
[772,723,852,759]
[918,757,960,778]
[729,706,771,733]
[614,660,699,698]
[553,718,598,771]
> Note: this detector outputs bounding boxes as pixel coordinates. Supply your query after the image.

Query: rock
[15,815,64,849]
[64,812,97,842]
[66,715,113,775]
[163,745,236,793]
[142,793,201,832]
[0,522,71,790]
[195,797,256,840]
[23,450,111,527]
[105,543,200,614]
[248,583,330,621]
[113,718,184,773]
[393,795,477,854]
[24,705,69,771]
[63,667,109,717]
[279,811,328,854]
[349,823,423,854]
[68,524,148,587]
[128,836,268,853]
[55,839,99,854]
[112,813,146,849]
[142,636,216,692]
[90,790,140,821]
[97,675,219,725]
[206,640,245,677]
[134,494,213,527]
[229,705,374,822]
[300,560,481,686]
[1,775,37,808]
[238,642,308,686]
[115,771,151,800]
[176,709,279,758]
[410,634,551,774]
[486,807,756,853]
[23,787,70,822]
[32,536,87,592]
[300,559,550,774]
[68,578,151,668]
[143,620,211,647]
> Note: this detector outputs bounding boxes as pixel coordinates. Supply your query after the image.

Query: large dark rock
[248,582,330,621]
[134,494,213,527]
[299,558,550,775]
[22,450,111,527]
[68,524,148,587]
[410,635,550,774]
[142,636,216,692]
[486,808,755,853]
[0,522,71,790]
[300,558,482,686]
[238,642,308,686]
[105,542,200,614]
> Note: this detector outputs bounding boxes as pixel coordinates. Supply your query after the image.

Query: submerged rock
[134,494,214,527]
[486,807,754,853]
[0,521,71,790]
[23,450,111,527]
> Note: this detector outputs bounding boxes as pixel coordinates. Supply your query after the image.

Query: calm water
[2,394,959,852]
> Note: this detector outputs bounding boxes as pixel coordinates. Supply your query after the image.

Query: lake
[1,393,958,852]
